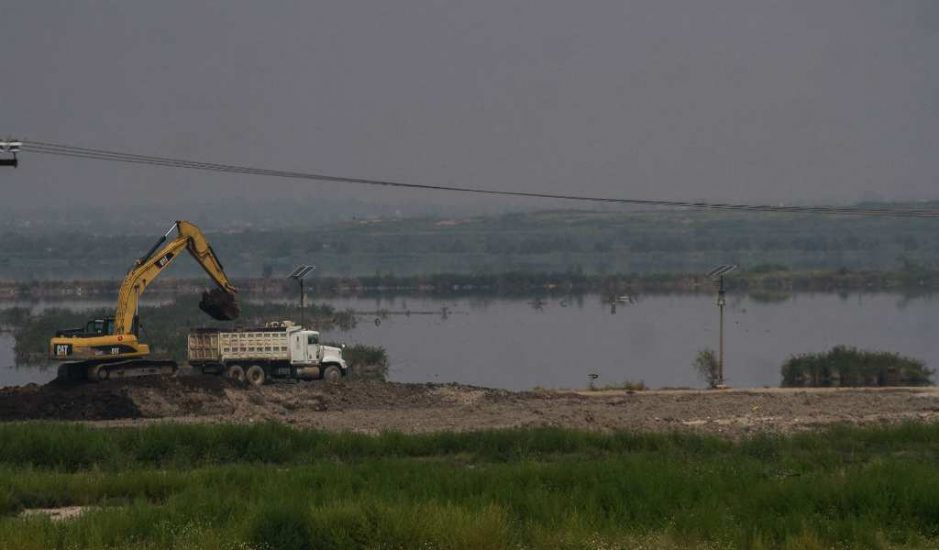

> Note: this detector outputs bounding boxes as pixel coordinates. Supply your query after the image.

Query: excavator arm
[113,220,239,334]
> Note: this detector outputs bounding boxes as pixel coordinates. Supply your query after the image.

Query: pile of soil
[0,380,145,421]
[3,376,939,437]
[0,376,511,423]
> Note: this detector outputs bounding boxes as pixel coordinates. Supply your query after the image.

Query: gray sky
[2,1,938,214]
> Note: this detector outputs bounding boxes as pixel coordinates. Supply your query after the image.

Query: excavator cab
[87,318,115,335]
[55,317,136,338]
[53,318,113,338]
[77,318,116,336]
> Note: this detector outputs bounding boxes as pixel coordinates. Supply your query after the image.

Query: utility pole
[717,274,726,386]
[288,265,316,327]
[707,264,737,387]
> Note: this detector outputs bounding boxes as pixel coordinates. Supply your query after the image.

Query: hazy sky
[2,1,937,214]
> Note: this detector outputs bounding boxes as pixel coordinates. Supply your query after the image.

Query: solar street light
[707,264,737,387]
[288,265,316,327]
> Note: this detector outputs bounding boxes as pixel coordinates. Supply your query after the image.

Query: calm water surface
[2,293,937,390]
[0,333,57,386]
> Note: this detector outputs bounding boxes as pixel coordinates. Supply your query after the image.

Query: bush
[327,343,388,380]
[693,349,720,388]
[781,346,933,387]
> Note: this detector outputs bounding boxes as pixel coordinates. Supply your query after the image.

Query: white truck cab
[287,326,345,369]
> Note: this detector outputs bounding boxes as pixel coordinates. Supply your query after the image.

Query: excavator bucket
[199,288,240,320]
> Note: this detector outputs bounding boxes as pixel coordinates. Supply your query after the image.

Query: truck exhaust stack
[199,288,240,320]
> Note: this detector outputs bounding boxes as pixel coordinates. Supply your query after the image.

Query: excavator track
[56,360,178,383]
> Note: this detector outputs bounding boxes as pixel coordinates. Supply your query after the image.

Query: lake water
[0,333,58,386]
[2,292,938,390]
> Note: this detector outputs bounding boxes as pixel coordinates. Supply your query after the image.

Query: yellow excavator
[50,220,240,381]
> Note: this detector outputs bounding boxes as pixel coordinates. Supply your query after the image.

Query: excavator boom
[113,220,239,333]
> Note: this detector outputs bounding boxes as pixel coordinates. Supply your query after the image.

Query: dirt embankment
[3,377,939,437]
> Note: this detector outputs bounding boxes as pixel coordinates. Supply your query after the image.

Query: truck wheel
[225,365,245,383]
[246,365,266,386]
[322,365,342,384]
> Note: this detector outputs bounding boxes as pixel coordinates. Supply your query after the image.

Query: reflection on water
[2,293,938,390]
[0,298,175,313]
[0,333,57,387]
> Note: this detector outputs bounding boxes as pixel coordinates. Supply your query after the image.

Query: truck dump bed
[188,328,291,365]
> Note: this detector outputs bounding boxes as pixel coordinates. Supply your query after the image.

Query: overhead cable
[17,139,939,219]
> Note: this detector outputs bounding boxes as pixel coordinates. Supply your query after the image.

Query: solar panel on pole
[707,265,737,280]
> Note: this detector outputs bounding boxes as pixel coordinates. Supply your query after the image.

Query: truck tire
[322,365,342,384]
[225,365,245,383]
[246,365,266,386]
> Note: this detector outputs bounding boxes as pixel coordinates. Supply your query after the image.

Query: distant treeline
[2,209,938,278]
[3,266,939,302]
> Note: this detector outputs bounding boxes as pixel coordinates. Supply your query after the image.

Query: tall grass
[2,423,939,548]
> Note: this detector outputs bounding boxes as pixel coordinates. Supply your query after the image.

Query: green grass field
[2,422,939,549]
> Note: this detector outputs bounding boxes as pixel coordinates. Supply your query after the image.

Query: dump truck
[187,321,348,385]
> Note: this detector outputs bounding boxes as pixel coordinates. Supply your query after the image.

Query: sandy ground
[2,377,939,437]
[20,506,96,522]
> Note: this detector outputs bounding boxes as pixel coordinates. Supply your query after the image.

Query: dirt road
[2,377,939,436]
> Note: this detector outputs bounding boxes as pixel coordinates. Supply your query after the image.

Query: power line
[16,139,939,218]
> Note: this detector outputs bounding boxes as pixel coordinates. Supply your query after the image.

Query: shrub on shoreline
[325,342,388,380]
[781,346,933,387]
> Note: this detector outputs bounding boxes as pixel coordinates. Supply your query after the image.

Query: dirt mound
[0,377,238,421]
[0,377,510,423]
[4,377,939,437]
[121,376,244,418]
[0,381,142,421]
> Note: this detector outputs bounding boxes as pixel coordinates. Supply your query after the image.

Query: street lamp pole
[718,275,726,386]
[299,277,305,327]
[707,264,736,388]
[288,265,316,327]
